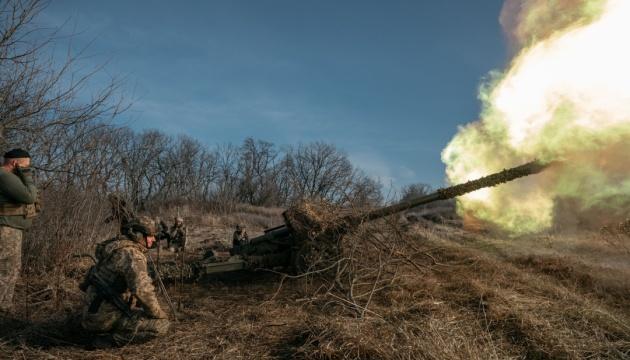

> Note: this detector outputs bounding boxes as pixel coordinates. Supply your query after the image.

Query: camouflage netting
[283,200,353,240]
[283,200,358,272]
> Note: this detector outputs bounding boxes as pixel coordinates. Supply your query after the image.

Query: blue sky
[39,0,508,189]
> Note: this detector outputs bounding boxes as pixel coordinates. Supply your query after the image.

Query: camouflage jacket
[83,236,166,326]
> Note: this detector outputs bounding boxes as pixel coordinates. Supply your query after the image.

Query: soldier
[80,216,170,346]
[155,217,169,249]
[0,148,38,313]
[168,217,187,252]
[231,224,249,254]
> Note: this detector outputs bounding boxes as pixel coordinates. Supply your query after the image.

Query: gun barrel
[364,160,552,221]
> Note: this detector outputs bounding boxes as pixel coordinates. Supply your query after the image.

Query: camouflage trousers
[111,314,170,345]
[0,226,22,312]
[82,302,170,345]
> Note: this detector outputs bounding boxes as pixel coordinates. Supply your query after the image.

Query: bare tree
[213,143,241,211]
[345,171,382,207]
[0,0,125,147]
[281,142,355,203]
[238,137,279,206]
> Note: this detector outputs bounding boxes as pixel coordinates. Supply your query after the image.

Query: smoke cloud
[442,0,630,235]
[500,0,606,50]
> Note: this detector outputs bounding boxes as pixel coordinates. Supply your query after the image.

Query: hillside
[1,207,629,359]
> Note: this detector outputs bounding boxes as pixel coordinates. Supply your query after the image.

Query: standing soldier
[0,149,38,313]
[155,217,170,248]
[168,217,187,252]
[80,216,170,346]
[231,224,249,255]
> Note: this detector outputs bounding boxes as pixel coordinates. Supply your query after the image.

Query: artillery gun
[159,160,552,279]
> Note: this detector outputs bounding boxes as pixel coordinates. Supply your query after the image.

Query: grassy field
[1,208,629,359]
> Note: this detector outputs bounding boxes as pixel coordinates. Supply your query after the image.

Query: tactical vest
[0,203,39,218]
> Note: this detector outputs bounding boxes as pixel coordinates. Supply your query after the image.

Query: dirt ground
[1,211,630,359]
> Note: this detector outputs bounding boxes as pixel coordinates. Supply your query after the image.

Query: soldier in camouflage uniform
[80,216,170,346]
[155,217,170,248]
[168,217,187,252]
[0,149,38,313]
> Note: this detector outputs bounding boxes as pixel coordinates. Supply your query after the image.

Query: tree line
[40,128,384,210]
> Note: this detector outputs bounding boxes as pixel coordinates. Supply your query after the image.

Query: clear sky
[39,0,508,189]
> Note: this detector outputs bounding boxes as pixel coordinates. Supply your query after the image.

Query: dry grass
[2,207,630,359]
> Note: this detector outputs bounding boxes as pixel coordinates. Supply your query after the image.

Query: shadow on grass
[0,312,93,350]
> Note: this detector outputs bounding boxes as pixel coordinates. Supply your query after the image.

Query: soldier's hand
[14,165,31,176]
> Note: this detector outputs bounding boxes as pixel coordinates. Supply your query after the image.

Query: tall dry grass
[2,204,630,359]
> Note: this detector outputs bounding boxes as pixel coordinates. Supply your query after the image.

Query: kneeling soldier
[155,217,170,248]
[80,216,169,346]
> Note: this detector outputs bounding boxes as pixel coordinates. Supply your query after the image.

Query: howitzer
[160,160,553,279]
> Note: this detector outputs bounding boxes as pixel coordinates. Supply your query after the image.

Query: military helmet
[122,216,156,237]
